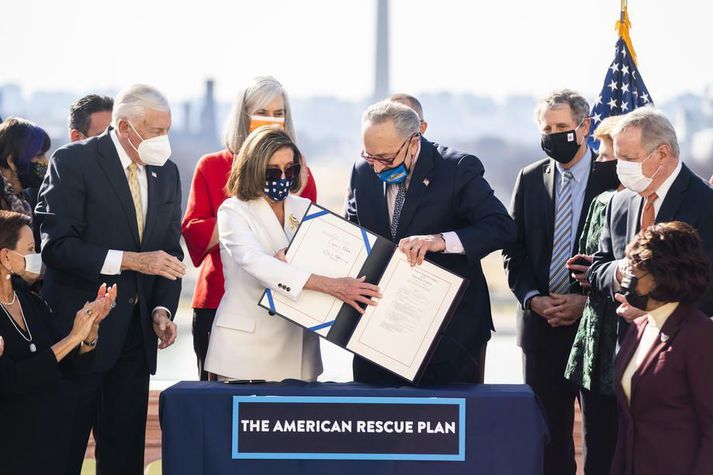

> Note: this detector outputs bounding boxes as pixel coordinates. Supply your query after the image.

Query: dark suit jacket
[35,129,183,374]
[589,164,713,320]
[502,153,610,351]
[345,138,516,382]
[611,304,713,475]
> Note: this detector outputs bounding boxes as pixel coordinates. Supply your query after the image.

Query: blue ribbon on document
[302,209,330,221]
[265,288,276,314]
[283,206,375,333]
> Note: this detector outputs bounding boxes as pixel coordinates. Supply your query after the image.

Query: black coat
[503,154,611,351]
[589,164,713,331]
[35,129,183,374]
[0,287,90,475]
[345,138,516,384]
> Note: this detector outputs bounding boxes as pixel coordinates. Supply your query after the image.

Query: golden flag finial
[616,0,638,64]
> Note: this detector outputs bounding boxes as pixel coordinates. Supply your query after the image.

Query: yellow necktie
[127,162,144,242]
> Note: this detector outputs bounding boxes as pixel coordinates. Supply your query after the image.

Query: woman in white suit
[205,126,381,381]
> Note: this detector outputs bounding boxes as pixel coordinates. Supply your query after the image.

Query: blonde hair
[225,126,302,201]
[593,116,621,143]
[223,76,297,155]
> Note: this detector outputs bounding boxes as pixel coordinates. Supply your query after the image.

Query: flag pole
[616,0,637,64]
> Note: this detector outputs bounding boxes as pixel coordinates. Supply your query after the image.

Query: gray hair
[223,76,297,155]
[535,88,590,126]
[611,107,680,157]
[362,100,420,139]
[112,84,170,126]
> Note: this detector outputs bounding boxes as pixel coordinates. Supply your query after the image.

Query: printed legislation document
[259,204,467,383]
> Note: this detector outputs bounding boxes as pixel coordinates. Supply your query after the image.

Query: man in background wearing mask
[69,94,114,142]
[503,89,611,475]
[36,84,185,475]
[589,107,713,338]
[345,100,516,385]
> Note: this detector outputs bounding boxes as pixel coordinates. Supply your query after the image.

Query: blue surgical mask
[376,163,409,184]
[264,178,291,201]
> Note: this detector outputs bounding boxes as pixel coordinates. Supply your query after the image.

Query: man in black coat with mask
[503,89,612,475]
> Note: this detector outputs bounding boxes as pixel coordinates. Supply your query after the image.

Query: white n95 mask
[127,121,172,167]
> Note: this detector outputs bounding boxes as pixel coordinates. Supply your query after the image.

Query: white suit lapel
[249,198,290,252]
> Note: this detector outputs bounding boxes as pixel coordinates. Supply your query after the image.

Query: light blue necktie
[549,171,574,294]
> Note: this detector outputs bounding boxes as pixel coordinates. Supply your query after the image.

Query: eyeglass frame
[360,132,420,165]
[265,162,301,181]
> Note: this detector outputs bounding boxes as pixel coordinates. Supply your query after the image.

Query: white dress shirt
[101,130,148,275]
[102,130,169,318]
[621,301,679,402]
[651,160,682,216]
[385,142,465,254]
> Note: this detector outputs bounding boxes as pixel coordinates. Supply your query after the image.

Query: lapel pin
[288,213,299,230]
[151,172,157,178]
[423,178,430,187]
[660,333,669,343]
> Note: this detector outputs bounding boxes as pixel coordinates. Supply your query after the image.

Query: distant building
[200,79,217,141]
[373,0,390,102]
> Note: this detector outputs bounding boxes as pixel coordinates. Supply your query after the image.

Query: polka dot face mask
[264,163,299,202]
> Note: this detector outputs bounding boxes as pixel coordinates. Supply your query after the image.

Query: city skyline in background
[2,0,713,210]
[3,0,712,102]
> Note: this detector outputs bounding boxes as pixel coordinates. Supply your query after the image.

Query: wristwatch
[524,294,538,311]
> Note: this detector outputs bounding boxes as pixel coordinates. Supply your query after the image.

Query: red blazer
[611,304,713,475]
[181,149,317,309]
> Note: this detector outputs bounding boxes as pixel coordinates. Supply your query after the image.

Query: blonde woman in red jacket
[182,76,317,380]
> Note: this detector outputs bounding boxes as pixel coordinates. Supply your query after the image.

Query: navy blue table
[160,381,548,475]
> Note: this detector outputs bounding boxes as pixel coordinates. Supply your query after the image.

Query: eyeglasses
[265,163,300,182]
[360,133,419,165]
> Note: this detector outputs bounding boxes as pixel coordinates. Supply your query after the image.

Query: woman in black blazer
[0,211,116,475]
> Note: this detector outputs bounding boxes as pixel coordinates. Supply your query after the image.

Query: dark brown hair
[69,94,114,136]
[225,126,302,201]
[0,210,32,251]
[626,221,712,304]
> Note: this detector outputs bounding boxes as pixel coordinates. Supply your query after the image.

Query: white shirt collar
[652,160,682,202]
[110,129,144,172]
[646,301,679,329]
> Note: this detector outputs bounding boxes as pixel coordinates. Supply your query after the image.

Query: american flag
[590,38,653,134]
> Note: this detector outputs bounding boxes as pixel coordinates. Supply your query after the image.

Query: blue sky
[2,0,711,102]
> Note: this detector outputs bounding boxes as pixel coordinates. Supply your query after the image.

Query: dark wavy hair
[0,117,51,173]
[69,94,114,136]
[626,221,712,304]
[0,210,32,251]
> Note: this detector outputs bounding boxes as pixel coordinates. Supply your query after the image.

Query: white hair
[223,76,297,155]
[362,100,420,139]
[611,107,680,157]
[112,84,170,126]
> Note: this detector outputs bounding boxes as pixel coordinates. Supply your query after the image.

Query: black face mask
[592,160,621,190]
[541,129,581,164]
[620,273,649,310]
[18,162,48,189]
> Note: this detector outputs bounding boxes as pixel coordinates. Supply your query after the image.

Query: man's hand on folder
[398,234,446,266]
